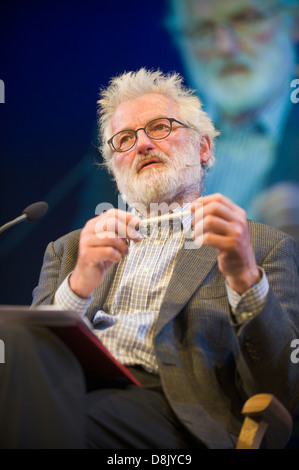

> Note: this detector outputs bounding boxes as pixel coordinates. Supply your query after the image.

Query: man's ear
[200,135,212,163]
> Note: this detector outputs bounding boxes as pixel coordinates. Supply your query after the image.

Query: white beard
[112,140,203,214]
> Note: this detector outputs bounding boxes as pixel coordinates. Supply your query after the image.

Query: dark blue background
[0,0,183,304]
[1,1,299,448]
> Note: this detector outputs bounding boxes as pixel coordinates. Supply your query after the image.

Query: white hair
[97,68,220,173]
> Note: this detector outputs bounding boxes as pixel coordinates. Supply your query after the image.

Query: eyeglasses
[177,7,280,49]
[107,117,191,153]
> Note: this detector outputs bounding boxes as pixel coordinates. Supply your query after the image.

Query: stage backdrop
[0,0,184,304]
[1,0,298,305]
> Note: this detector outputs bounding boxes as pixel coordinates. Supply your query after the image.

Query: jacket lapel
[86,237,218,328]
[155,241,218,336]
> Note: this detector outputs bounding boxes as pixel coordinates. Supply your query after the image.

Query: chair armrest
[236,393,293,449]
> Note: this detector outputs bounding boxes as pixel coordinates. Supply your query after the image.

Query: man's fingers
[191,193,249,253]
[193,214,231,239]
[191,193,244,222]
[88,245,124,264]
[92,231,129,250]
[94,210,142,242]
[195,193,240,211]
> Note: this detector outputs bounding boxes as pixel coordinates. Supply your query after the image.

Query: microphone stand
[0,214,28,235]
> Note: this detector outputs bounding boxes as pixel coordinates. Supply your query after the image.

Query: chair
[236,393,293,449]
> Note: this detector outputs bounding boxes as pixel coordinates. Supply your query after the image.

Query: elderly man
[1,68,299,449]
[166,0,299,241]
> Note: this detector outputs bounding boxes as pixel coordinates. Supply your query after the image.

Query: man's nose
[214,25,241,56]
[135,129,156,154]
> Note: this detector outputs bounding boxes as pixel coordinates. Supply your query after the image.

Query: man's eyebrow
[113,117,168,134]
[190,6,263,24]
[230,6,266,21]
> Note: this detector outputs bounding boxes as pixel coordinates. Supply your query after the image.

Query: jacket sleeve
[233,233,299,415]
[31,230,80,307]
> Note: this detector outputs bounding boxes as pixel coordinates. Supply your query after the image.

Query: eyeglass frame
[107,117,192,153]
[173,6,281,48]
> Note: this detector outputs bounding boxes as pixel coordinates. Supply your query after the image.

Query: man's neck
[131,188,201,218]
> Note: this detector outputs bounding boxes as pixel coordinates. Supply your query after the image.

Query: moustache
[131,152,170,173]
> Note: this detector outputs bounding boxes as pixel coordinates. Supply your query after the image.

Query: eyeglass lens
[112,118,172,152]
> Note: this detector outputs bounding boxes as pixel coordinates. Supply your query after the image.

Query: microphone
[184,163,202,168]
[0,201,49,235]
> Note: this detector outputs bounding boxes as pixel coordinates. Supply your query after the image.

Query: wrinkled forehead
[171,0,279,22]
[110,93,180,134]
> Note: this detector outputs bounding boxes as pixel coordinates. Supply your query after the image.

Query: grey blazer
[32,219,299,449]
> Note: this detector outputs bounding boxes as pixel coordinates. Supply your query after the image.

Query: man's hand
[70,209,142,299]
[191,193,260,294]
